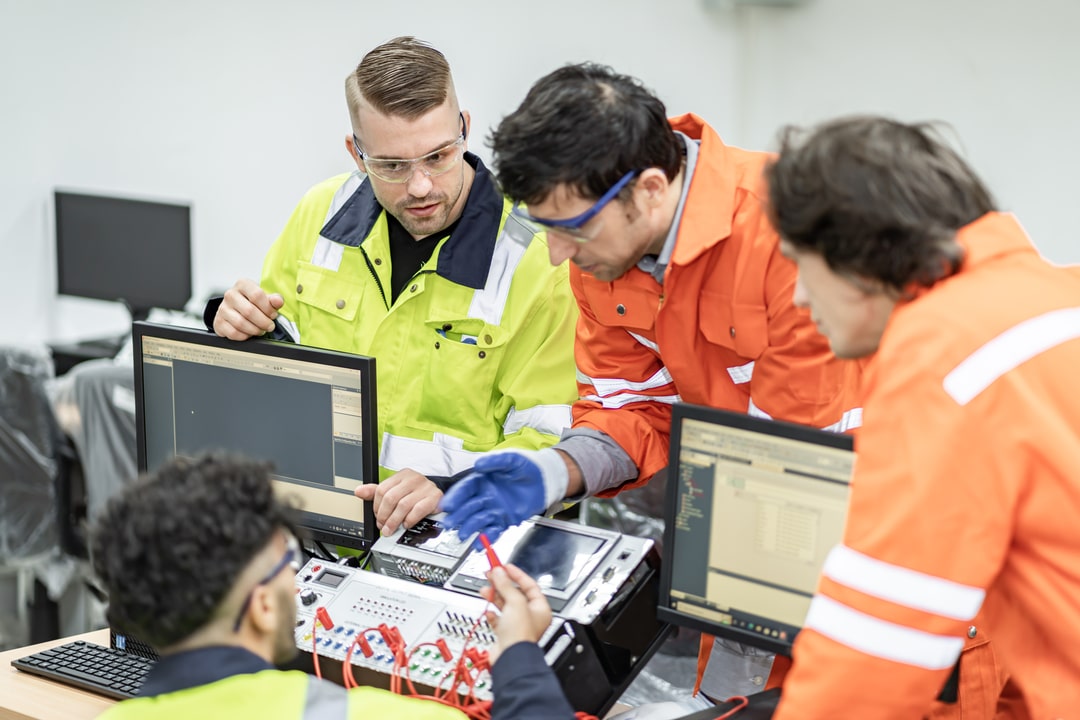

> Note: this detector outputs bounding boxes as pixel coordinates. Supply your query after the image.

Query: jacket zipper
[359,247,389,311]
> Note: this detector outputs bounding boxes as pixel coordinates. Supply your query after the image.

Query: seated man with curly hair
[90,452,574,720]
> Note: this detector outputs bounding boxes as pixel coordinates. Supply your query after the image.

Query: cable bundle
[309,603,617,720]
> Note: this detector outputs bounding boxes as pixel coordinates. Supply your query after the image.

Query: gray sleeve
[556,428,639,499]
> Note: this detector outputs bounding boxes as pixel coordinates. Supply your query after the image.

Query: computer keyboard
[12,639,154,699]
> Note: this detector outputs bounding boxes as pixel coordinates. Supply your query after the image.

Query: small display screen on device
[316,570,346,588]
[508,526,605,592]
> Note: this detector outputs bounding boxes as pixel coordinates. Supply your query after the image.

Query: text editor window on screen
[669,417,853,644]
[139,336,368,520]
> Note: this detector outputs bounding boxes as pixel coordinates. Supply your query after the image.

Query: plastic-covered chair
[0,346,62,561]
[0,345,68,648]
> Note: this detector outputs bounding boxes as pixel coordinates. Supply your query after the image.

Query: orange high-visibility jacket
[570,113,861,496]
[774,213,1080,719]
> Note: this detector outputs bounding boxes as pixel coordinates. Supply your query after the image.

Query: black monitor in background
[132,322,378,551]
[658,404,854,655]
[55,190,192,323]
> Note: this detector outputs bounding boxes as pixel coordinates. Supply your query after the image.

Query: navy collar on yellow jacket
[137,645,273,697]
[319,152,503,290]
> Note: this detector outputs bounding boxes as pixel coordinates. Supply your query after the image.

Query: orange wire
[714,695,749,719]
[331,601,501,720]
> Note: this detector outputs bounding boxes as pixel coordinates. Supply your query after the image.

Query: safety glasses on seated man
[232,532,302,632]
[353,113,467,184]
[511,169,640,243]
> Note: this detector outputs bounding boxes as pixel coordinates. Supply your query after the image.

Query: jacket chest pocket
[580,281,658,332]
[292,262,364,346]
[417,316,507,445]
[699,288,768,360]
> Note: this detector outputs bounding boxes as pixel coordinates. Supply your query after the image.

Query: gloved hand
[439,449,569,542]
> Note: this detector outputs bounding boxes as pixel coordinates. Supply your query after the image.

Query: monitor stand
[123,302,152,325]
[49,335,125,375]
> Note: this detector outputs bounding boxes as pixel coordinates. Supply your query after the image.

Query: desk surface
[0,629,115,720]
[0,630,634,720]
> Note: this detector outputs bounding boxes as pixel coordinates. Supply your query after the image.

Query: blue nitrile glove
[439,449,569,542]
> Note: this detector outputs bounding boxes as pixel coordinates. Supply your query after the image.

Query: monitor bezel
[132,321,378,551]
[657,403,854,655]
[54,189,193,318]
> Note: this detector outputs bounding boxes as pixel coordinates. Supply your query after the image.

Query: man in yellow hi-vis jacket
[207,38,576,537]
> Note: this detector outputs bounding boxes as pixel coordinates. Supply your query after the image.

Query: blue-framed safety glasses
[232,532,302,632]
[511,169,640,242]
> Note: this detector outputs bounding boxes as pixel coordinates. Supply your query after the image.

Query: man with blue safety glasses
[439,63,863,702]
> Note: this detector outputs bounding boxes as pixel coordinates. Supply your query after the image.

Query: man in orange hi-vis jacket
[439,63,861,701]
[766,115,1080,719]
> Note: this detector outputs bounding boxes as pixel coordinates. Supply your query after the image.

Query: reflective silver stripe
[804,595,964,670]
[628,331,659,354]
[501,210,535,248]
[727,361,755,385]
[503,404,572,437]
[311,172,366,271]
[582,392,681,409]
[823,544,985,621]
[468,215,530,326]
[943,306,1080,405]
[303,676,348,719]
[380,432,484,477]
[748,400,863,433]
[275,313,301,343]
[578,366,675,397]
[822,407,862,433]
[746,398,772,420]
[311,236,345,271]
[325,171,365,221]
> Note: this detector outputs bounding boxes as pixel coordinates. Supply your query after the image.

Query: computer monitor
[132,322,378,551]
[658,404,854,655]
[55,190,192,322]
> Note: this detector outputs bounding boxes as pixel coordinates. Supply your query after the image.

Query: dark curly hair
[90,453,298,650]
[489,62,683,205]
[766,116,997,292]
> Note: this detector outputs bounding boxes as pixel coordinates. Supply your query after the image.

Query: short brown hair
[345,36,454,128]
[766,116,996,292]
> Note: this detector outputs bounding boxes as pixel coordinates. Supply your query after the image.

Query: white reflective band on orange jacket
[774,212,1080,720]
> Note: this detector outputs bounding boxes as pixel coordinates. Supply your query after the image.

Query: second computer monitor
[132,323,378,550]
[55,190,192,322]
[659,404,854,655]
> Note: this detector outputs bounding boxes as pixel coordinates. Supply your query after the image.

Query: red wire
[714,695,749,719]
[343,636,361,689]
[320,601,509,720]
[344,627,382,690]
[403,643,440,698]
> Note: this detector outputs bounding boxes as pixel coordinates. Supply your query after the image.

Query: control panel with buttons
[320,515,665,717]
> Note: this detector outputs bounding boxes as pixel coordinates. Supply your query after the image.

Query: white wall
[0,0,739,346]
[1,0,1076,347]
[734,0,1080,266]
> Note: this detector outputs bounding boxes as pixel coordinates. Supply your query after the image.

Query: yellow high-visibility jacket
[259,156,578,481]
